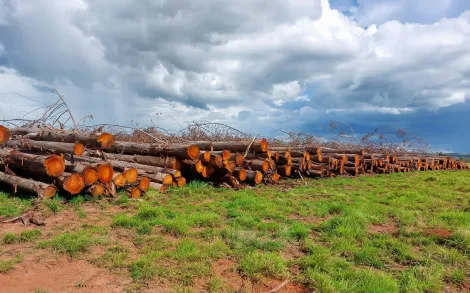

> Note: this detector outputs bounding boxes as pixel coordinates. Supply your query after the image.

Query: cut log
[233,168,247,182]
[104,141,200,160]
[73,156,181,178]
[88,184,106,197]
[193,139,268,153]
[245,170,263,185]
[4,151,65,177]
[176,177,186,187]
[0,125,11,144]
[149,182,166,193]
[138,177,150,192]
[277,165,292,177]
[83,167,99,186]
[229,153,244,166]
[8,140,84,156]
[244,159,269,173]
[90,152,180,170]
[127,187,142,198]
[0,171,57,198]
[123,168,138,183]
[113,173,127,188]
[55,173,85,195]
[208,155,224,168]
[11,128,115,149]
[97,164,114,183]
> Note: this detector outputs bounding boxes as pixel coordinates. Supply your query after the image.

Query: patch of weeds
[0,191,32,217]
[37,230,105,257]
[2,229,41,244]
[94,246,130,269]
[288,222,311,240]
[129,256,158,281]
[239,251,286,279]
[38,197,64,216]
[206,277,225,293]
[0,255,23,273]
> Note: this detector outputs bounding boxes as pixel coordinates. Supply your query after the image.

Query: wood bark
[0,171,57,198]
[104,141,199,160]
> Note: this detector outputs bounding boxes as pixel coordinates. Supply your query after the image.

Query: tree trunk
[8,139,85,156]
[11,128,115,149]
[0,171,57,198]
[90,152,180,170]
[193,138,268,153]
[3,150,65,177]
[104,141,199,160]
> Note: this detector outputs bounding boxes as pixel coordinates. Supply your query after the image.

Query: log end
[203,151,211,162]
[177,177,186,188]
[44,185,58,198]
[84,167,99,186]
[44,154,65,177]
[260,138,268,152]
[89,184,106,197]
[255,171,263,184]
[113,173,127,187]
[272,173,280,182]
[64,173,85,195]
[163,173,173,185]
[237,168,247,182]
[73,143,85,156]
[235,153,244,166]
[0,125,11,144]
[123,168,138,183]
[139,177,150,192]
[221,150,231,161]
[188,144,200,160]
[97,164,114,183]
[97,133,115,149]
[129,187,142,198]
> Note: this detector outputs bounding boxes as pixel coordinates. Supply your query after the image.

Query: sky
[1,0,470,152]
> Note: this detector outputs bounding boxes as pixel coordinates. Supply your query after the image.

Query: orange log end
[97,133,115,149]
[235,153,244,166]
[123,168,138,183]
[84,167,99,186]
[64,173,85,195]
[73,143,85,156]
[129,187,142,198]
[97,164,114,183]
[255,171,263,184]
[0,125,11,144]
[89,184,106,197]
[113,173,127,187]
[162,173,173,185]
[43,185,57,198]
[221,150,231,161]
[188,144,200,160]
[139,177,150,192]
[195,160,204,173]
[272,173,280,182]
[238,169,247,181]
[260,138,268,152]
[44,154,65,177]
[177,177,186,187]
[202,151,211,162]
[225,161,235,173]
[261,161,269,173]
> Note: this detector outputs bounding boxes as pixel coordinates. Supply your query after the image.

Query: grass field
[0,171,469,292]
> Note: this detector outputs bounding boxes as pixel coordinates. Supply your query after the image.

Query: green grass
[1,171,470,292]
[0,255,23,273]
[37,228,107,257]
[2,229,41,244]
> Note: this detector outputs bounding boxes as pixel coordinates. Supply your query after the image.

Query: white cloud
[0,0,469,135]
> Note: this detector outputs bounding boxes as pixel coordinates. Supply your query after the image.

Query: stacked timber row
[0,125,468,199]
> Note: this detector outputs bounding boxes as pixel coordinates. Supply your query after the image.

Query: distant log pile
[0,125,467,199]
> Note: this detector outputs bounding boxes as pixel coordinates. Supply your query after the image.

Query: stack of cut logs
[0,125,467,199]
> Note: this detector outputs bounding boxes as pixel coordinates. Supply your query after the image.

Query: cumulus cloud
[0,0,469,139]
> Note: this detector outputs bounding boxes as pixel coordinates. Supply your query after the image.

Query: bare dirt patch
[0,255,131,293]
[367,220,399,235]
